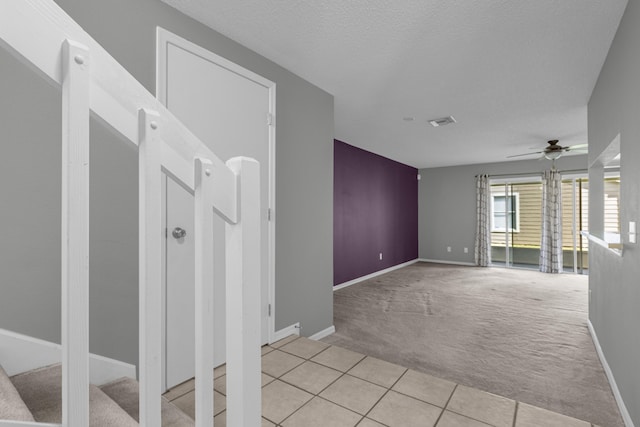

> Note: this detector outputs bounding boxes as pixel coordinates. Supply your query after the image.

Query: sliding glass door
[490,175,590,274]
[490,179,542,269]
[561,177,589,274]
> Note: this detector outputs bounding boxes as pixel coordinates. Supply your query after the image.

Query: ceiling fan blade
[507,151,544,158]
[567,143,588,150]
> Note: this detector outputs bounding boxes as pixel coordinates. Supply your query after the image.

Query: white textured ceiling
[161,0,627,168]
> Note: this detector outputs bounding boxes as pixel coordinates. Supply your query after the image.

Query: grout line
[438,385,522,427]
[353,415,367,426]
[277,346,329,360]
[270,335,300,349]
[433,383,459,426]
[276,395,315,425]
[275,347,396,425]
[263,349,306,379]
[359,365,408,424]
[343,368,404,393]
[174,342,587,427]
[275,343,364,426]
[310,351,366,373]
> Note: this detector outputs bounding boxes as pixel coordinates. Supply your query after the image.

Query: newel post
[225,157,261,427]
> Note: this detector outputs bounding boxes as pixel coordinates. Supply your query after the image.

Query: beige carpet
[10,364,138,426]
[322,262,623,427]
[7,363,192,426]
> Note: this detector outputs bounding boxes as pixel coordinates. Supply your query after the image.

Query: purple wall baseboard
[334,140,418,285]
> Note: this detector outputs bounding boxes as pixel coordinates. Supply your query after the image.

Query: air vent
[428,116,456,127]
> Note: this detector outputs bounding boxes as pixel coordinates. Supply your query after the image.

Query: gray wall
[418,155,588,263]
[588,0,640,422]
[0,0,334,366]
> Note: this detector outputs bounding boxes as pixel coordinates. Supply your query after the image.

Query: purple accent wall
[334,140,418,285]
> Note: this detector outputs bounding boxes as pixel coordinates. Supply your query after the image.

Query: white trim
[582,231,623,256]
[334,259,419,291]
[418,258,477,266]
[308,326,335,341]
[588,320,635,427]
[0,328,136,385]
[273,323,301,343]
[156,27,277,345]
[88,354,138,387]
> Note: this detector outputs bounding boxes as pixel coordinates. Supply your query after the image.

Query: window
[491,193,520,232]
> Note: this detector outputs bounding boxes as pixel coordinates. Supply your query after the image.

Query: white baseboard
[334,259,419,291]
[588,320,635,427]
[418,258,476,266]
[0,328,136,385]
[308,325,335,341]
[272,323,300,343]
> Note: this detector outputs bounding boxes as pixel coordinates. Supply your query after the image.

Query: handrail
[0,0,236,220]
[0,1,262,426]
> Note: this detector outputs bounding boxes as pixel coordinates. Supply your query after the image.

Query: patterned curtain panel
[540,170,563,273]
[474,174,491,267]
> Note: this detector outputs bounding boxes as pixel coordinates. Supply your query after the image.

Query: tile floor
[164,335,601,427]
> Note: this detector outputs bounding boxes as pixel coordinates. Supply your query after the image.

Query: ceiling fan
[507,140,588,160]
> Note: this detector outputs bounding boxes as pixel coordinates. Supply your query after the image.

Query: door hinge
[165,228,168,238]
[268,304,272,316]
[267,113,274,126]
[268,208,272,221]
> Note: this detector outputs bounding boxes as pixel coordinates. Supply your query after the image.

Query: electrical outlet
[447,246,452,253]
[464,247,468,253]
[379,252,383,260]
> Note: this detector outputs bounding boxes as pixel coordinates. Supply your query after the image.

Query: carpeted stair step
[10,363,138,426]
[0,364,35,422]
[101,377,194,427]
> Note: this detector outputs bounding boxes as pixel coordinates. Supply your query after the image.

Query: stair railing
[0,1,261,426]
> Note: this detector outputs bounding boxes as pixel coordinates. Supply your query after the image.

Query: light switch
[630,221,637,244]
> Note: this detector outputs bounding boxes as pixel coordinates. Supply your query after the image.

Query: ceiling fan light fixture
[428,116,456,127]
[544,151,563,160]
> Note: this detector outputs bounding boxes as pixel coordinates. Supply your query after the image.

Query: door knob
[172,227,187,239]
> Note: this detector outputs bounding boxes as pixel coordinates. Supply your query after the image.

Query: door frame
[156,27,277,345]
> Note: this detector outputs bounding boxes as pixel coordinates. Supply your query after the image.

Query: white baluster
[61,39,90,427]
[194,158,215,427]
[138,109,163,427]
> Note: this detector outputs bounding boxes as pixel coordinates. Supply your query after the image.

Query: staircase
[0,364,194,426]
[1,1,262,426]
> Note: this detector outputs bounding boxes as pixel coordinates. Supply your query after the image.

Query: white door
[164,175,195,390]
[158,29,275,391]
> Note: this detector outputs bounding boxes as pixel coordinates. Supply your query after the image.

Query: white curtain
[540,170,563,273]
[474,174,491,267]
